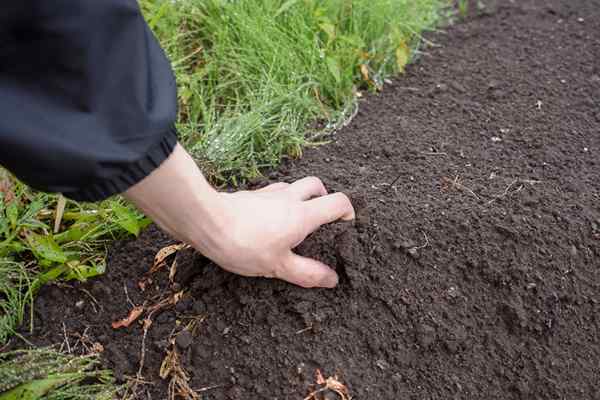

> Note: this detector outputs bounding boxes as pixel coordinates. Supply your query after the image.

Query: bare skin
[125,144,355,288]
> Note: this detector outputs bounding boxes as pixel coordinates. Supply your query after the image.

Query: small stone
[407,247,419,259]
[436,83,449,92]
[176,330,193,350]
[223,326,232,335]
[75,300,85,309]
[376,359,390,370]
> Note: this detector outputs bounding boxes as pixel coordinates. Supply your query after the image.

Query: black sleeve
[0,1,178,201]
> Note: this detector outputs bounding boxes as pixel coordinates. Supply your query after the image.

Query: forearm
[124,144,225,259]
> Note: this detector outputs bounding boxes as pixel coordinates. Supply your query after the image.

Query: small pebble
[376,359,390,370]
[408,247,419,258]
[75,300,85,309]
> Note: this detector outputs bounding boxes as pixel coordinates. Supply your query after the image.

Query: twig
[196,384,226,393]
[486,179,524,205]
[443,176,481,200]
[78,287,102,313]
[123,283,135,309]
[61,322,71,354]
[296,325,313,335]
[415,231,430,250]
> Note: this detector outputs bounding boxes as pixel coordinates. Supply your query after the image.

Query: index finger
[303,192,355,234]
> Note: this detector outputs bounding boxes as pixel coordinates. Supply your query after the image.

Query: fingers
[303,192,355,233]
[286,177,327,200]
[276,252,338,288]
[255,182,290,193]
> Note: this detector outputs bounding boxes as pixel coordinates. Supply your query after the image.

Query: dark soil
[13,0,600,398]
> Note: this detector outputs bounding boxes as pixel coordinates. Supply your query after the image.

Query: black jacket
[0,1,178,201]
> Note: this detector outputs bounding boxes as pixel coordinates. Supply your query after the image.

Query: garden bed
[14,0,600,399]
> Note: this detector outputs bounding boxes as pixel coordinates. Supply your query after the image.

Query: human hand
[204,178,355,288]
[125,144,354,289]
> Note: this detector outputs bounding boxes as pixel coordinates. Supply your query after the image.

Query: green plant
[0,173,150,344]
[0,259,33,344]
[141,0,443,182]
[458,0,469,18]
[0,348,119,400]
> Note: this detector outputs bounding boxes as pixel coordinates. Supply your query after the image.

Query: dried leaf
[169,258,178,283]
[325,376,350,399]
[395,40,410,73]
[304,370,351,400]
[316,369,326,385]
[359,64,370,82]
[111,306,144,329]
[53,195,67,233]
[150,243,188,274]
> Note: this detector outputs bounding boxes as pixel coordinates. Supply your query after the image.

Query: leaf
[26,233,67,264]
[112,203,141,237]
[149,243,188,274]
[319,21,336,43]
[274,0,299,17]
[359,64,370,82]
[111,306,144,329]
[62,260,106,282]
[325,57,341,83]
[395,41,410,73]
[0,376,72,400]
[53,195,66,233]
[6,202,18,230]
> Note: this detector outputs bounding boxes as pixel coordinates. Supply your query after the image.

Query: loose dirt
[13,0,600,398]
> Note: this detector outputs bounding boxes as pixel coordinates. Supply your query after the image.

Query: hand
[206,178,355,288]
[125,144,355,289]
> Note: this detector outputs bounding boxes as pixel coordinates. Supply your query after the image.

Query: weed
[141,0,444,182]
[0,259,33,345]
[0,348,119,399]
[458,0,469,18]
[0,173,149,345]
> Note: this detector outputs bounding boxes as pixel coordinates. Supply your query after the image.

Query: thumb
[277,252,339,288]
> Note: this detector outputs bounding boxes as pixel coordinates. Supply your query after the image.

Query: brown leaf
[169,258,178,283]
[359,64,370,82]
[149,243,188,274]
[304,370,351,400]
[111,306,144,329]
[315,369,326,385]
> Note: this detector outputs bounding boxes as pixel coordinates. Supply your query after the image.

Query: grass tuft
[141,0,444,182]
[0,348,119,399]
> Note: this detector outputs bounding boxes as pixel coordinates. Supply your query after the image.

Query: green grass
[0,348,119,400]
[0,176,149,344]
[141,0,444,181]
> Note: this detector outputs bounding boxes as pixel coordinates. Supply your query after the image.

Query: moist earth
[11,0,600,399]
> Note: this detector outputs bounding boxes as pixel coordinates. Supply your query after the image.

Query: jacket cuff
[66,127,179,202]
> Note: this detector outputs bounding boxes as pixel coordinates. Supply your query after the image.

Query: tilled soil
[13,0,600,399]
